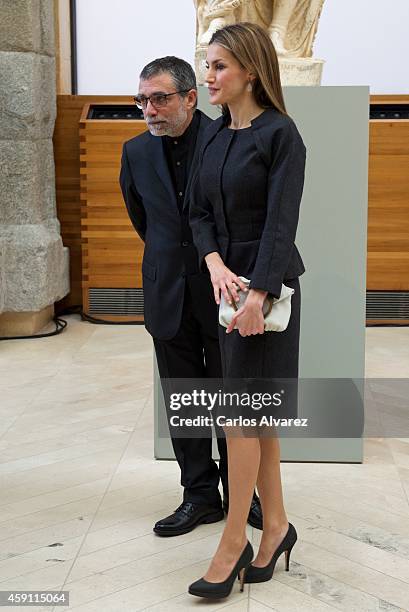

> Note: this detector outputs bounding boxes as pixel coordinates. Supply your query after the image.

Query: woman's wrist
[205,251,223,270]
[247,288,268,307]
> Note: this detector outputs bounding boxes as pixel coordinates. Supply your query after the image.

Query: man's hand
[205,252,248,305]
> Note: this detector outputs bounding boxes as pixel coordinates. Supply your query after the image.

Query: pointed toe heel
[188,541,253,599]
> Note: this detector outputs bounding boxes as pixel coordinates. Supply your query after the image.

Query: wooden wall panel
[367,95,409,291]
[53,95,139,311]
[79,104,147,320]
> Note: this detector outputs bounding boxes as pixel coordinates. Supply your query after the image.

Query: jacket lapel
[146,135,179,213]
[184,112,206,212]
[182,112,223,212]
[197,115,225,162]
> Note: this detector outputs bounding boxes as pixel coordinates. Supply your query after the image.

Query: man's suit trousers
[153,274,228,506]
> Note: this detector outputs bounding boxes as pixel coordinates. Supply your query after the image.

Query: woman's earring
[246,81,253,92]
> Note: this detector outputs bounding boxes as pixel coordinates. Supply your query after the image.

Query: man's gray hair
[139,56,197,107]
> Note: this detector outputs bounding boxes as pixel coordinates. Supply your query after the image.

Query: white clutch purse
[219,277,294,332]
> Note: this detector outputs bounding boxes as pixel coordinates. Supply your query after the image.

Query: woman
[188,22,306,599]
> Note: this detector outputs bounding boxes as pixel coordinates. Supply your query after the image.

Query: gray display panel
[154,85,369,462]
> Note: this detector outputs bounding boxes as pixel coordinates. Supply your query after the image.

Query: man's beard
[147,107,188,137]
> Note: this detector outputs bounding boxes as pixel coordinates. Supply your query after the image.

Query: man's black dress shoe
[153,501,224,537]
[223,492,263,530]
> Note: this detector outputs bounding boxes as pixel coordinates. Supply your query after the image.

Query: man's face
[138,72,195,137]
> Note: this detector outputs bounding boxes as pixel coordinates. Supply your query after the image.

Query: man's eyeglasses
[133,90,191,110]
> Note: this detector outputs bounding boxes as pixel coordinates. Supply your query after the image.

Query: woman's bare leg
[204,435,260,581]
[253,435,289,567]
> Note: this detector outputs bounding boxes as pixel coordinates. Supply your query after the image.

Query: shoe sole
[153,510,224,537]
[188,588,230,599]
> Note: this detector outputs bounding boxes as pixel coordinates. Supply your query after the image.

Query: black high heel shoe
[243,523,297,584]
[188,541,253,599]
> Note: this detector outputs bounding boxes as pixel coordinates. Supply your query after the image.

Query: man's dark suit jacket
[190,108,306,299]
[119,110,212,340]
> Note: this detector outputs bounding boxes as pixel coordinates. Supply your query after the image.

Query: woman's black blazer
[189,107,306,299]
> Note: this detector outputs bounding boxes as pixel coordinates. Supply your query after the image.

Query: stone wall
[0,0,69,326]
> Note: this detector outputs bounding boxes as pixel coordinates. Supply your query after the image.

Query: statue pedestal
[196,46,324,86]
[279,58,325,86]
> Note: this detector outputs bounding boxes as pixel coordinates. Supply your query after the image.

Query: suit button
[181,241,190,247]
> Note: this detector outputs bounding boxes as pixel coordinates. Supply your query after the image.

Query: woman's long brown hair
[209,22,287,120]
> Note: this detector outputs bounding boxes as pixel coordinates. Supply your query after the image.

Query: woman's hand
[205,252,248,305]
[226,289,268,336]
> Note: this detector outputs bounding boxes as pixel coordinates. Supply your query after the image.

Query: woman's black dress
[202,123,302,379]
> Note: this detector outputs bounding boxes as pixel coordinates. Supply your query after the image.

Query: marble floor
[0,316,408,612]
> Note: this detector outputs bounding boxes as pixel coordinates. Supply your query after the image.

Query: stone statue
[268,0,325,58]
[194,0,326,85]
[194,1,273,45]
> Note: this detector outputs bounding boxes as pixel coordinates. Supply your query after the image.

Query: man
[120,56,262,536]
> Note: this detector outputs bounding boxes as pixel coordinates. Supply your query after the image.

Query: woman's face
[205,43,251,106]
